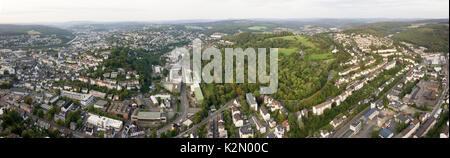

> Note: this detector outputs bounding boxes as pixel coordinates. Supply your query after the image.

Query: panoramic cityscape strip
[0,0,448,142]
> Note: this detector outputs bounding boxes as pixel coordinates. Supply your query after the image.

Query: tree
[37,109,44,118]
[151,130,157,138]
[98,131,105,138]
[371,130,380,138]
[56,119,64,126]
[24,96,33,105]
[77,119,83,128]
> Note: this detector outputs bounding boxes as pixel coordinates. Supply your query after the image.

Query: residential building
[86,113,123,132]
[239,125,254,138]
[246,93,258,111]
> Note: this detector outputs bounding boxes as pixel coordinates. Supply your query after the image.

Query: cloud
[0,0,448,23]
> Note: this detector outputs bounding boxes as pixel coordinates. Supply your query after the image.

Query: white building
[385,61,396,70]
[246,93,258,111]
[312,101,332,115]
[61,90,95,106]
[260,106,270,122]
[86,113,123,132]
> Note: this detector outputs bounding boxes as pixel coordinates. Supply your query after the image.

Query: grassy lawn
[278,48,298,55]
[276,35,316,48]
[268,35,318,52]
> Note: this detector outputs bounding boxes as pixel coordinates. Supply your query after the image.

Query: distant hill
[0,24,73,37]
[342,19,449,53]
[393,24,449,53]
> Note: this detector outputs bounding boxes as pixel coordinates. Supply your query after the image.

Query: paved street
[332,66,415,138]
[175,97,238,138]
[157,83,188,137]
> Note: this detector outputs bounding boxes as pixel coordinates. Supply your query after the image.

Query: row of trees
[1,109,64,138]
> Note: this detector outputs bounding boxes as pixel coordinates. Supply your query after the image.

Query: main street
[175,97,238,138]
[331,64,415,138]
[156,83,188,137]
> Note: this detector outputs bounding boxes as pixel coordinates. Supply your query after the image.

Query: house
[131,111,166,127]
[400,119,420,138]
[81,88,88,94]
[320,130,330,138]
[113,95,120,101]
[11,88,29,96]
[232,113,244,128]
[217,115,228,138]
[268,118,276,128]
[339,66,360,76]
[54,112,66,122]
[274,125,285,138]
[61,90,95,107]
[259,106,270,122]
[231,106,241,115]
[264,96,283,112]
[395,113,411,124]
[282,120,290,132]
[419,112,430,123]
[48,95,59,104]
[90,90,106,98]
[385,61,396,70]
[239,125,254,138]
[379,128,394,138]
[295,111,302,123]
[19,103,32,113]
[86,113,123,132]
[40,104,53,112]
[330,115,347,128]
[363,108,379,120]
[252,116,266,134]
[413,118,437,138]
[183,118,193,127]
[246,93,258,111]
[312,101,332,115]
[350,120,362,133]
[107,101,131,119]
[301,109,308,119]
[61,101,74,113]
[93,100,108,110]
[70,122,77,130]
[266,133,276,138]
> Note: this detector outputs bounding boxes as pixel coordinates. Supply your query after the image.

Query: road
[411,60,448,137]
[331,64,415,138]
[156,83,188,137]
[175,97,238,138]
[66,35,78,44]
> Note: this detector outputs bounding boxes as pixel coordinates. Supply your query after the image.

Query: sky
[0,0,448,23]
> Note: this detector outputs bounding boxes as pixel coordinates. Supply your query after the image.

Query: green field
[270,35,317,49]
[248,26,267,31]
[265,34,319,55]
[278,48,298,55]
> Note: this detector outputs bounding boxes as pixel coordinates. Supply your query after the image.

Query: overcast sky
[0,0,448,23]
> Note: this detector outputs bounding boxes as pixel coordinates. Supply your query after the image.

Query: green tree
[24,96,33,105]
[37,109,44,118]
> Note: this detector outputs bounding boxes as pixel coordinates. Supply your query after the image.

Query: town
[0,19,448,139]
